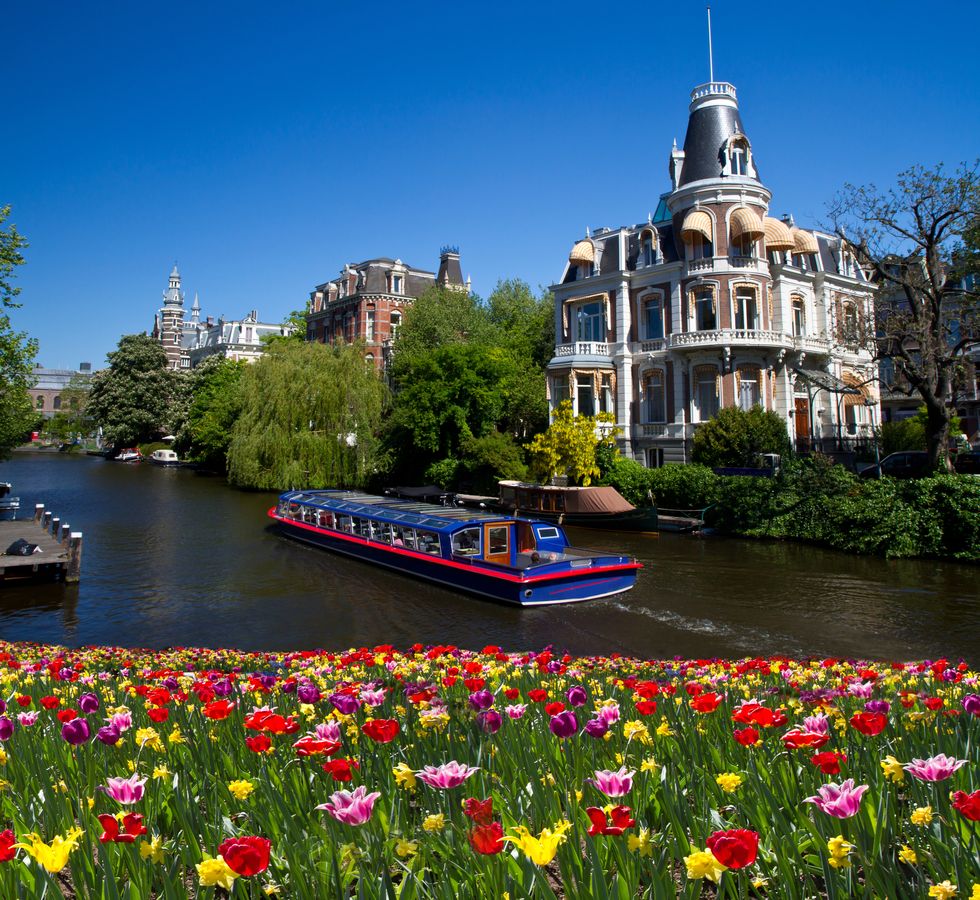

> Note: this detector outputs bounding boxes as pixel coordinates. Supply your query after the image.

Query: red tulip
[245,734,273,754]
[586,805,636,836]
[952,790,980,821]
[56,709,77,723]
[98,813,147,844]
[361,718,399,743]
[544,701,566,716]
[733,727,760,746]
[218,836,271,876]
[462,797,494,825]
[292,736,341,757]
[781,728,830,749]
[321,758,359,781]
[527,689,549,703]
[706,829,759,869]
[469,822,504,855]
[810,751,847,775]
[202,699,235,720]
[0,829,15,862]
[690,692,722,713]
[849,712,887,736]
[147,707,169,723]
[635,700,658,716]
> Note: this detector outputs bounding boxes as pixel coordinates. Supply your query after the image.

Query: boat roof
[281,490,517,534]
[498,481,636,514]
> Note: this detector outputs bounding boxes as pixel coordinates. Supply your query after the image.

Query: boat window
[451,527,481,556]
[317,510,334,529]
[416,530,441,555]
[302,507,316,524]
[487,526,509,556]
[517,522,535,553]
[374,522,393,544]
[392,525,416,549]
[536,527,560,540]
[335,515,353,533]
[351,518,373,539]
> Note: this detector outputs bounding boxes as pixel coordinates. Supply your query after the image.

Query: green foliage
[87,334,174,447]
[182,357,246,472]
[424,457,461,489]
[261,309,307,347]
[227,342,385,490]
[485,279,555,370]
[647,464,720,509]
[526,400,618,486]
[691,405,791,468]
[457,431,528,494]
[597,456,653,506]
[390,285,490,367]
[44,374,95,444]
[878,418,925,455]
[0,205,38,458]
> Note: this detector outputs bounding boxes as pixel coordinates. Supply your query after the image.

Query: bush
[647,464,719,510]
[598,456,654,506]
[879,419,925,456]
[692,406,791,468]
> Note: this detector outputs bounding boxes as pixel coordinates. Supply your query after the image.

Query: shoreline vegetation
[0,640,976,898]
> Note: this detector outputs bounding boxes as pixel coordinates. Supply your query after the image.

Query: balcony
[728,255,767,272]
[552,342,611,358]
[687,258,715,274]
[636,423,694,440]
[792,335,831,354]
[669,329,793,350]
[629,339,667,354]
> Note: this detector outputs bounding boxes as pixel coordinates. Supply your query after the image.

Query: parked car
[953,451,980,475]
[859,451,931,480]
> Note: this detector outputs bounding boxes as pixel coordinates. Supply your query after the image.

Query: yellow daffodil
[228,779,255,801]
[0,747,7,765]
[135,727,164,752]
[899,845,917,865]
[881,755,905,783]
[140,835,165,865]
[628,827,653,857]
[911,806,934,827]
[716,772,743,793]
[506,821,571,866]
[752,876,769,889]
[168,726,185,744]
[395,838,418,858]
[197,855,238,889]
[422,813,445,833]
[152,765,170,780]
[929,882,958,900]
[15,828,83,873]
[656,718,673,738]
[684,848,727,883]
[641,757,659,773]
[969,884,979,900]
[393,762,417,791]
[827,835,854,869]
[622,720,651,745]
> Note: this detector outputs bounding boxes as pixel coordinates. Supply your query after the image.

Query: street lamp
[865,396,880,468]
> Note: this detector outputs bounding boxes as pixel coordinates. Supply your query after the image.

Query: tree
[385,343,517,480]
[831,162,980,470]
[261,309,307,347]
[485,279,555,370]
[179,357,246,472]
[87,334,175,447]
[227,342,385,490]
[44,373,94,444]
[691,406,791,468]
[389,285,490,368]
[0,205,38,458]
[526,400,618,486]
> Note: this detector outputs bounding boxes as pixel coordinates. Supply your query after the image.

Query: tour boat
[495,481,660,532]
[269,490,642,606]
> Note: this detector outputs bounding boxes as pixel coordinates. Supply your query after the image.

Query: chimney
[437,245,464,287]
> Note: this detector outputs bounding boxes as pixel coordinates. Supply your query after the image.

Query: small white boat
[150,449,180,467]
[113,448,142,462]
[0,483,19,521]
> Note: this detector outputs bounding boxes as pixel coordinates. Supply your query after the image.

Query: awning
[841,371,872,406]
[729,207,765,239]
[680,209,713,244]
[793,367,860,395]
[569,240,595,264]
[791,228,820,255]
[763,217,795,250]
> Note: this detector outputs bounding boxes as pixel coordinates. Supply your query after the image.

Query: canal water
[0,452,976,662]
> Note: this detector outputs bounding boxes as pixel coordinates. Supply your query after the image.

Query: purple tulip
[864,699,890,714]
[566,685,588,707]
[0,716,14,741]
[96,724,121,745]
[297,684,321,705]
[549,710,578,739]
[584,718,608,739]
[281,679,297,693]
[963,694,980,717]
[79,693,100,714]
[213,678,233,697]
[0,700,6,714]
[477,709,502,734]
[256,674,277,691]
[61,718,91,746]
[468,690,494,711]
[329,692,360,716]
[162,676,179,691]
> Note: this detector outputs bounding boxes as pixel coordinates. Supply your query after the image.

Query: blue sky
[6,1,980,369]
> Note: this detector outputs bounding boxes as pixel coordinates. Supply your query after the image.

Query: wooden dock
[0,504,82,583]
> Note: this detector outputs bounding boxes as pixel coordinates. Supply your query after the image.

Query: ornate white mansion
[547,80,879,465]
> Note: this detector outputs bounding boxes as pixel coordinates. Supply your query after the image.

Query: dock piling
[67,533,83,582]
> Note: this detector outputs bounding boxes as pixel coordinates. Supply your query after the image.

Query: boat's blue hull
[270,512,639,606]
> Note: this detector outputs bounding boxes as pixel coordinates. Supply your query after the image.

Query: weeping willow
[227,342,386,490]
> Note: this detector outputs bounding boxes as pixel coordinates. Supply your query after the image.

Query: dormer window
[391,274,403,295]
[731,142,748,175]
[639,229,657,267]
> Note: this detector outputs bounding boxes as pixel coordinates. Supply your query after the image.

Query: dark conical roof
[678,83,760,187]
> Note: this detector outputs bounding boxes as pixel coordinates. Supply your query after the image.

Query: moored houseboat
[268,490,642,606]
[496,481,659,532]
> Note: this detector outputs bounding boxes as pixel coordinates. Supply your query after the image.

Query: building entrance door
[794,398,810,443]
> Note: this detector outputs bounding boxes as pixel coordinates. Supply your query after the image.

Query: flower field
[0,641,977,898]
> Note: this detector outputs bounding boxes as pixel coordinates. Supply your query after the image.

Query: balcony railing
[792,335,831,353]
[687,258,715,273]
[553,342,611,358]
[690,82,737,102]
[729,256,766,271]
[630,339,666,354]
[636,423,694,440]
[669,329,792,349]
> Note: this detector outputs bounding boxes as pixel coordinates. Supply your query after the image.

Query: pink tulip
[804,779,868,818]
[314,721,342,743]
[110,711,132,733]
[588,765,635,798]
[802,713,829,736]
[505,704,526,719]
[102,773,147,805]
[17,712,38,727]
[316,785,381,825]
[903,753,968,782]
[597,702,621,726]
[416,761,480,790]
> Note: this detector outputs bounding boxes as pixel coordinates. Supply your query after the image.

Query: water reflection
[0,452,976,662]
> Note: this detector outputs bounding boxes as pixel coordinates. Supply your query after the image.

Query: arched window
[734,286,759,330]
[365,308,375,342]
[736,366,761,411]
[643,294,664,340]
[643,370,666,423]
[36,395,44,409]
[693,365,719,421]
[688,231,713,262]
[843,303,860,345]
[53,396,62,410]
[639,229,657,267]
[730,140,749,176]
[791,296,806,336]
[693,287,716,331]
[390,310,402,338]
